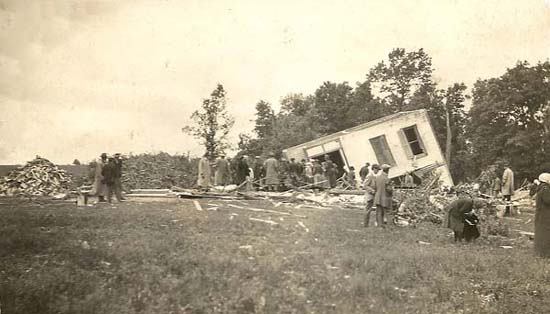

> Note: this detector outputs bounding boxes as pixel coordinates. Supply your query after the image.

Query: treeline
[238,48,550,184]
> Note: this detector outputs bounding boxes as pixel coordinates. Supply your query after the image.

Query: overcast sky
[0,0,549,164]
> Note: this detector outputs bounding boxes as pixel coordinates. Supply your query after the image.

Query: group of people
[91,153,125,203]
[197,153,360,192]
[362,163,394,227]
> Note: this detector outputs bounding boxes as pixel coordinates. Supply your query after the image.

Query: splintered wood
[249,217,279,226]
[193,200,203,211]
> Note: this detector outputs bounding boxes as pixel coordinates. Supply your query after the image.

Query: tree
[183,84,235,160]
[467,61,550,181]
[253,100,275,138]
[313,81,354,133]
[368,48,435,112]
[441,83,469,166]
[348,80,386,124]
[73,159,81,165]
[280,93,315,116]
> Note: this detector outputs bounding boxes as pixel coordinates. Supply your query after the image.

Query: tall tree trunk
[445,102,452,165]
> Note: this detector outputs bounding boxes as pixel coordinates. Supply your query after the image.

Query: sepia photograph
[0,0,549,313]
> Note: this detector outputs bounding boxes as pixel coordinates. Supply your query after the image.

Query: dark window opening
[402,125,425,156]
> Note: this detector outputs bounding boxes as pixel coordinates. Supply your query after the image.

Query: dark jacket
[114,159,123,178]
[535,183,550,257]
[359,166,370,181]
[444,197,474,234]
[102,162,117,186]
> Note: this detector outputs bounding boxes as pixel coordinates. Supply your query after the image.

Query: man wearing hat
[534,173,550,257]
[91,153,108,202]
[374,164,393,226]
[444,189,479,242]
[102,157,122,203]
[363,164,380,227]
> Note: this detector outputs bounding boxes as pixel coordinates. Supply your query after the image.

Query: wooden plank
[249,217,279,226]
[193,200,203,211]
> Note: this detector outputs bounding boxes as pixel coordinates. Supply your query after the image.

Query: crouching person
[445,189,478,242]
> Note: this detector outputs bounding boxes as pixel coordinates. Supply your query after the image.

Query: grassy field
[1,196,549,314]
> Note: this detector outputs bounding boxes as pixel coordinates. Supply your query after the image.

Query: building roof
[283,109,428,152]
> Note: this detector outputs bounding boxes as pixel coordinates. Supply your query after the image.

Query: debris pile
[0,157,72,196]
[121,152,198,190]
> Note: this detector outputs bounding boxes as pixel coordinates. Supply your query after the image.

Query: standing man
[113,153,125,201]
[289,158,299,186]
[297,159,306,184]
[501,164,515,216]
[374,164,393,227]
[236,155,250,186]
[363,164,380,227]
[324,155,337,188]
[215,155,230,186]
[533,173,550,257]
[197,153,211,191]
[263,152,279,192]
[252,156,263,190]
[359,162,370,182]
[102,157,121,203]
[91,153,108,202]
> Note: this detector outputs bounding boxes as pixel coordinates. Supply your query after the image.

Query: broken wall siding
[284,110,454,185]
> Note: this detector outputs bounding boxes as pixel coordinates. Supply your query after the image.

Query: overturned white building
[283,109,454,186]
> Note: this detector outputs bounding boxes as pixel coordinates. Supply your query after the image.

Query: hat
[539,173,550,184]
[371,164,380,170]
[100,153,107,158]
[381,164,391,170]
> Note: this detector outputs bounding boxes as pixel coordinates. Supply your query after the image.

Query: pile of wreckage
[123,169,534,234]
[0,157,72,197]
[121,152,197,190]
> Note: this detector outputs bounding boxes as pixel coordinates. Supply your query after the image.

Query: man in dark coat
[113,153,125,200]
[359,162,370,182]
[288,158,299,186]
[236,156,250,185]
[444,191,475,242]
[533,173,550,257]
[102,157,121,203]
[324,155,337,188]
